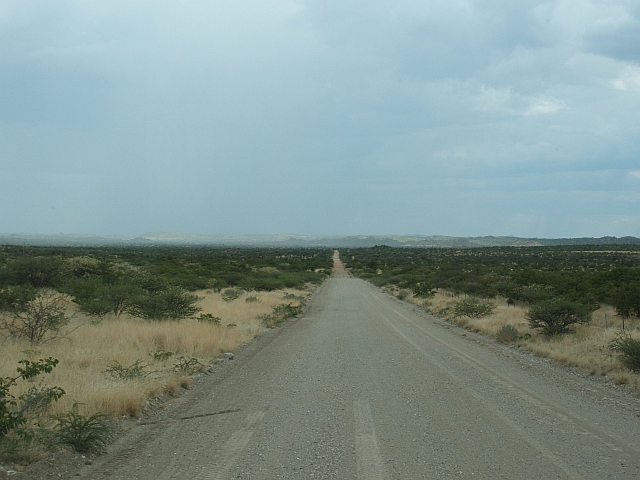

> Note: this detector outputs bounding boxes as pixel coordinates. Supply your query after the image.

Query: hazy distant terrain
[1,232,639,248]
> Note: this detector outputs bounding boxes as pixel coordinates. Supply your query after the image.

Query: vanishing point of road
[82,252,640,479]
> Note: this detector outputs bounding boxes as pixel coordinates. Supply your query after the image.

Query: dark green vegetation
[0,358,64,439]
[0,245,332,323]
[526,299,593,336]
[453,298,496,319]
[608,331,640,372]
[52,402,114,453]
[342,245,640,323]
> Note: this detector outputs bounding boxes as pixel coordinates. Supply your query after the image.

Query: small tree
[99,282,143,317]
[1,291,72,345]
[611,284,640,329]
[526,299,592,336]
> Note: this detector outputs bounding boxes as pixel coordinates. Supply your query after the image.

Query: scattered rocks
[223,352,235,360]
[0,465,17,477]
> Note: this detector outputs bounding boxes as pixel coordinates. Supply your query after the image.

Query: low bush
[52,402,114,453]
[608,331,640,371]
[151,350,174,361]
[412,281,436,298]
[496,324,520,343]
[259,303,303,328]
[129,286,201,321]
[397,290,410,300]
[172,356,203,374]
[453,298,496,319]
[221,288,242,302]
[104,360,150,381]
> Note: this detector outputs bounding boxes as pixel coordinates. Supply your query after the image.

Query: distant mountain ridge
[1,233,639,248]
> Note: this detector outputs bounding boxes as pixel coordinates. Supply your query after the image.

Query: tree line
[0,245,333,332]
[341,245,640,321]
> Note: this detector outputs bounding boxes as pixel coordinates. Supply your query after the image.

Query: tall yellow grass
[389,287,640,393]
[0,288,310,418]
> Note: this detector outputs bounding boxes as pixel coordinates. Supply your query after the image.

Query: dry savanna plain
[394,289,640,389]
[1,247,640,479]
[0,288,310,419]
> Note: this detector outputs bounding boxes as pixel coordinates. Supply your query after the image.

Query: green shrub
[496,325,520,343]
[221,288,242,301]
[608,331,640,371]
[151,350,174,361]
[3,257,65,288]
[129,287,200,320]
[397,290,410,300]
[259,303,302,328]
[52,402,113,452]
[412,281,436,298]
[172,356,203,374]
[526,299,592,336]
[196,313,221,325]
[272,303,302,319]
[104,360,150,380]
[453,298,496,319]
[0,285,38,312]
[0,358,64,439]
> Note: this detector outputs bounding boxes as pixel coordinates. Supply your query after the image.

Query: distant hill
[1,233,639,248]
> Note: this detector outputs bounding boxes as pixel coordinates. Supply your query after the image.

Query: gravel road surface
[74,253,640,479]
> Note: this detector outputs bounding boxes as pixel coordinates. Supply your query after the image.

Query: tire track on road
[196,410,267,480]
[366,289,640,456]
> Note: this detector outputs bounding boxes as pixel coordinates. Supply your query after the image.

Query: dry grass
[386,287,640,393]
[0,288,310,419]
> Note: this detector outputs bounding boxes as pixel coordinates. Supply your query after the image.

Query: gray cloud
[0,1,639,237]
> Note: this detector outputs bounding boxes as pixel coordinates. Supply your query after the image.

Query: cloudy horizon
[1,1,639,238]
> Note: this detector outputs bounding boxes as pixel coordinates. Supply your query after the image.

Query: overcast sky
[1,1,639,238]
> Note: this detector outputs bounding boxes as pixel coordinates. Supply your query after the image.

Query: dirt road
[76,252,640,479]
